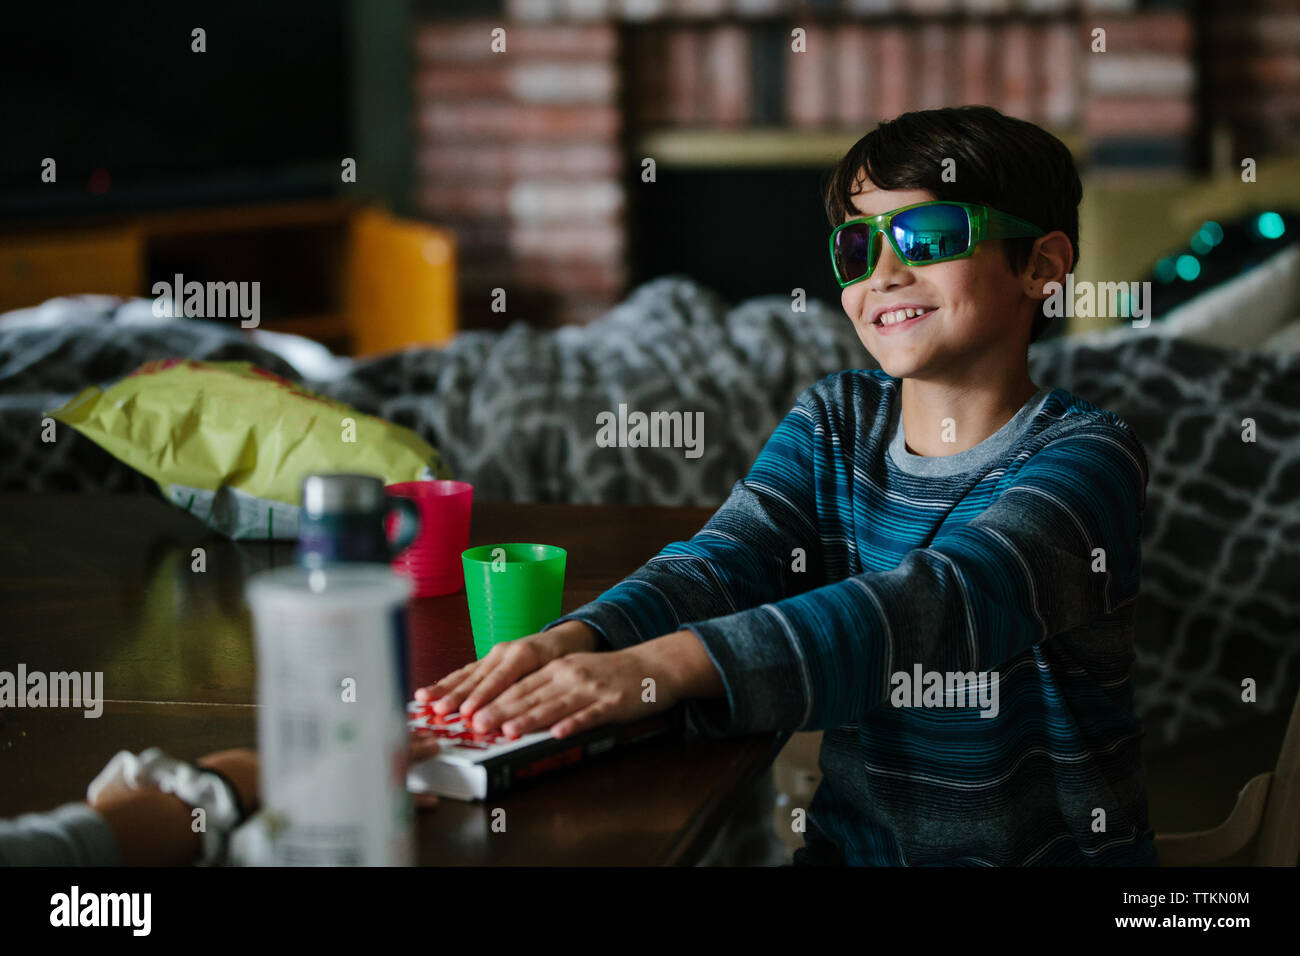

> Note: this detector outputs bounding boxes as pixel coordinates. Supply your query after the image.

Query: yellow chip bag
[47,359,451,539]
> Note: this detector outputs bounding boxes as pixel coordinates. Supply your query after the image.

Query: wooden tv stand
[0,198,457,357]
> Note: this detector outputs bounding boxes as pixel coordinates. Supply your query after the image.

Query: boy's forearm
[625,629,724,702]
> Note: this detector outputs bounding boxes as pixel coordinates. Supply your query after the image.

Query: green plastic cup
[462,543,567,658]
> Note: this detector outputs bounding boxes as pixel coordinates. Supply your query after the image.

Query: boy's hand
[413,620,600,720]
[461,642,681,740]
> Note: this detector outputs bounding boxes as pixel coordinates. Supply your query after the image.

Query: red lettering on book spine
[515,745,583,779]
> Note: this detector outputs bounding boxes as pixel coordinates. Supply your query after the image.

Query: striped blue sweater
[549,369,1159,866]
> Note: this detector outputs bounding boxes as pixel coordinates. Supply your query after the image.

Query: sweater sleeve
[681,421,1149,736]
[0,802,122,866]
[544,388,827,653]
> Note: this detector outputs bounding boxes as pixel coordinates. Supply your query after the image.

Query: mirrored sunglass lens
[890,204,971,262]
[835,224,876,281]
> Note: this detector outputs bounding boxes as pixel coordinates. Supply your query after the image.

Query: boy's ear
[1023,231,1073,300]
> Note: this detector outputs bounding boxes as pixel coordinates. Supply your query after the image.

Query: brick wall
[413,19,627,329]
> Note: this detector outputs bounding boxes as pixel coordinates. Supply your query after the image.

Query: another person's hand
[89,747,259,866]
[195,748,259,815]
[413,620,600,720]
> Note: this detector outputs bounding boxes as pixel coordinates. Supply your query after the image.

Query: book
[406,700,684,800]
[786,22,829,128]
[666,27,704,124]
[750,23,788,125]
[833,24,874,129]
[918,23,951,112]
[1040,20,1079,128]
[706,24,752,127]
[958,20,994,107]
[876,26,910,121]
[999,21,1034,120]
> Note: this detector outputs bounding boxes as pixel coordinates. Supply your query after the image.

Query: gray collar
[886,385,1053,477]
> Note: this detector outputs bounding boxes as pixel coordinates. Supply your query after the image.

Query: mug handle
[386,496,421,558]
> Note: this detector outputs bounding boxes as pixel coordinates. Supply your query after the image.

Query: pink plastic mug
[386,480,474,598]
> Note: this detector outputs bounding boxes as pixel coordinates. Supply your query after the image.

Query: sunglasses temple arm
[984,210,1046,240]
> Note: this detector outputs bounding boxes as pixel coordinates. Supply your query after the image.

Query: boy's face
[840,180,1036,384]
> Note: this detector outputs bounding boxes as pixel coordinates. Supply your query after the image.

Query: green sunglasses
[829,200,1045,289]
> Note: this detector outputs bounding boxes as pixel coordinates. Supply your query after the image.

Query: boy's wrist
[625,629,722,703]
[542,619,601,657]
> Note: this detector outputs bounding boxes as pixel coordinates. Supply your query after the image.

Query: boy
[417,106,1159,866]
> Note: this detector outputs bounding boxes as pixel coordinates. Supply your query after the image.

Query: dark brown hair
[823,106,1082,344]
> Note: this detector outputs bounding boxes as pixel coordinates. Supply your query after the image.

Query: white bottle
[246,564,414,866]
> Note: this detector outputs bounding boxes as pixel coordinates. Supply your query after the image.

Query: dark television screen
[0,1,349,220]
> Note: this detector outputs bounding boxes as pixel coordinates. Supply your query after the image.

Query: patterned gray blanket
[1,277,1297,751]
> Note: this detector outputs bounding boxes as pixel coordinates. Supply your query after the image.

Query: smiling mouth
[872,306,937,329]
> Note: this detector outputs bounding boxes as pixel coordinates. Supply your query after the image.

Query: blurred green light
[1114,288,1130,318]
[1175,254,1201,281]
[1201,221,1224,246]
[1190,233,1212,255]
[1154,257,1178,283]
[1256,211,1285,240]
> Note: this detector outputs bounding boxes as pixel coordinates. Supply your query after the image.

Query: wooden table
[0,493,783,865]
